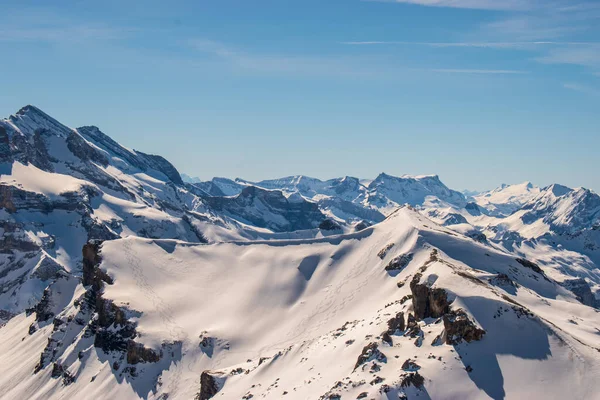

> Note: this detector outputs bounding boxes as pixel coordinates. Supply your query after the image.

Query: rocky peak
[6,105,72,138]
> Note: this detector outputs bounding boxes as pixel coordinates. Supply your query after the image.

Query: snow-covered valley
[0,106,599,400]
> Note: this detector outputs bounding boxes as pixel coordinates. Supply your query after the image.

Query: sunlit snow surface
[1,209,599,399]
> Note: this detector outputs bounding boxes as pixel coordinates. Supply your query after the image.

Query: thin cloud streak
[563,83,600,96]
[0,26,135,44]
[364,0,538,11]
[342,41,599,49]
[429,68,528,74]
[188,39,386,78]
[189,39,528,78]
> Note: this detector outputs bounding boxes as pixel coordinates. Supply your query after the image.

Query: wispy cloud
[188,39,384,78]
[189,39,529,78]
[0,9,135,45]
[342,41,598,49]
[563,83,600,96]
[353,0,600,76]
[536,45,600,69]
[429,68,527,74]
[0,26,134,44]
[365,0,538,11]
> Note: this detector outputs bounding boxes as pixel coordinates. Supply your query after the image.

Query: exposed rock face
[77,125,184,185]
[50,363,75,386]
[405,313,421,338]
[66,131,109,166]
[466,231,488,244]
[385,253,413,272]
[515,258,545,275]
[202,186,326,232]
[465,201,482,216]
[80,242,160,360]
[562,278,597,308]
[0,126,11,162]
[197,371,221,400]
[399,372,424,389]
[126,341,161,364]
[354,220,371,231]
[319,218,342,231]
[443,309,486,345]
[377,243,395,259]
[410,276,451,320]
[386,312,405,335]
[488,273,516,288]
[82,242,110,289]
[401,359,421,371]
[137,151,184,185]
[353,343,386,371]
[28,288,54,323]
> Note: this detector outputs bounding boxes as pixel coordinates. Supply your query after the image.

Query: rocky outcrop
[27,288,54,323]
[410,275,451,320]
[377,243,395,259]
[401,359,420,371]
[127,341,161,364]
[354,220,371,231]
[50,362,75,386]
[82,242,110,289]
[81,242,161,361]
[488,273,516,288]
[443,309,485,345]
[562,278,597,308]
[319,218,342,231]
[382,311,405,344]
[466,231,488,244]
[515,258,544,275]
[385,253,413,272]
[386,312,405,334]
[197,371,222,400]
[399,372,424,389]
[353,342,386,371]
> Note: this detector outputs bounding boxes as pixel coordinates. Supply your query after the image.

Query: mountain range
[0,105,598,399]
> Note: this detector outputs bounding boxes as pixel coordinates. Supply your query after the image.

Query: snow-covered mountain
[193,173,466,224]
[2,207,599,400]
[472,181,541,217]
[0,106,330,320]
[1,105,600,399]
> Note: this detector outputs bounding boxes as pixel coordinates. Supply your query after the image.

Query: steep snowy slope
[1,207,598,400]
[473,182,541,217]
[0,106,330,319]
[427,183,600,307]
[0,106,209,317]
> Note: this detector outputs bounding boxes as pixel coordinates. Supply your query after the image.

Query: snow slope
[1,207,598,400]
[473,182,540,217]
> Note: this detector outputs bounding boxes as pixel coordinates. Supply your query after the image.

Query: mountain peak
[546,183,573,197]
[15,104,47,117]
[6,104,71,137]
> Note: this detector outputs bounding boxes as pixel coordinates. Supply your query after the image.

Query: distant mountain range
[0,106,599,399]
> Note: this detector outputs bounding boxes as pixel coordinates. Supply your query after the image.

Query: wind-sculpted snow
[1,208,599,399]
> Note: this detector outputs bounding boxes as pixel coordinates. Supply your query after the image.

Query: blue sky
[1,0,599,191]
